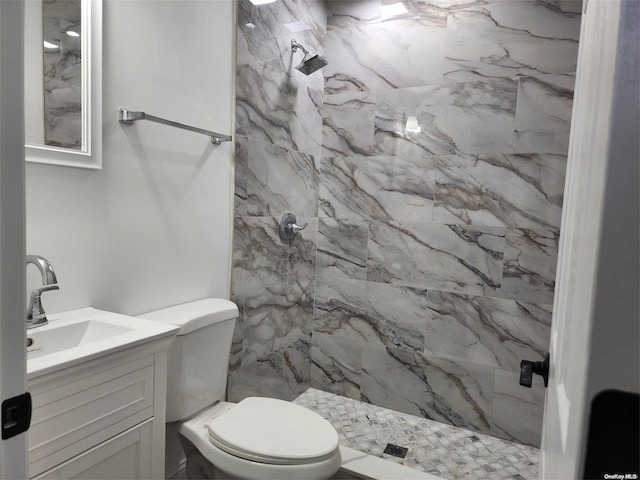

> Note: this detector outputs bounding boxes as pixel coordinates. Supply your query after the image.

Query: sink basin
[27,307,179,379]
[27,320,134,359]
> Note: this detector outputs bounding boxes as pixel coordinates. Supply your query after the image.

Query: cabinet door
[33,420,152,480]
[29,358,155,477]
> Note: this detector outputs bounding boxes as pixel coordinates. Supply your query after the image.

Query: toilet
[138,298,342,480]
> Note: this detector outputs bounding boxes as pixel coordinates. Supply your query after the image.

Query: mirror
[24,0,102,169]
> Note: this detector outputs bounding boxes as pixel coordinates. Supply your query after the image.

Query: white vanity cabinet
[27,335,174,479]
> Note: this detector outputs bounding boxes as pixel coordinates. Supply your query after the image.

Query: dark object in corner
[583,390,639,479]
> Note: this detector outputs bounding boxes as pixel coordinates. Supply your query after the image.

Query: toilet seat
[208,397,339,465]
[176,398,342,480]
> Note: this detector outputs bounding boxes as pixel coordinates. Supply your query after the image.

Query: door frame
[0,0,28,477]
[541,0,639,477]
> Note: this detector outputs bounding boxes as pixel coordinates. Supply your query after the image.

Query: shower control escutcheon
[279,212,308,244]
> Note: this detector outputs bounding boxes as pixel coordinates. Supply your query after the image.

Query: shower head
[295,54,328,75]
[291,39,328,76]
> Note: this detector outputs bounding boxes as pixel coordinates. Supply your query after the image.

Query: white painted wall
[25,0,235,317]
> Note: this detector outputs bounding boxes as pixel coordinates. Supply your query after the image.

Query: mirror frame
[25,0,102,170]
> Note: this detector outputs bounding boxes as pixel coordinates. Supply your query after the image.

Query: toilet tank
[137,298,238,422]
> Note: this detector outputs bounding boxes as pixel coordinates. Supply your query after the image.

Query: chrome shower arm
[291,39,309,57]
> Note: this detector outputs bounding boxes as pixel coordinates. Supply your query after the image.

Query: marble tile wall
[231,0,581,449]
[230,0,326,406]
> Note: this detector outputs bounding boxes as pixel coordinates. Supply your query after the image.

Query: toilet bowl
[138,299,341,480]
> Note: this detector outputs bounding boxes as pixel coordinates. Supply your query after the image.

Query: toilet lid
[207,397,339,465]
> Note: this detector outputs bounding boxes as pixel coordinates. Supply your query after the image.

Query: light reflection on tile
[374,81,517,156]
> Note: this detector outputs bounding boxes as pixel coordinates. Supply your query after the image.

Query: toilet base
[182,443,235,480]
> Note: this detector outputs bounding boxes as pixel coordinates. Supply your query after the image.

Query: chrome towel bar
[118,108,232,145]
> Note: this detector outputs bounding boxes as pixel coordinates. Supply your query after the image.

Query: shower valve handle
[287,221,308,233]
[279,212,308,244]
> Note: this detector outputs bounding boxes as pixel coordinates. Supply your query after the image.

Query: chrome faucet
[26,255,59,329]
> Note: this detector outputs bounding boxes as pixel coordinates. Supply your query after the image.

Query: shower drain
[383,443,408,458]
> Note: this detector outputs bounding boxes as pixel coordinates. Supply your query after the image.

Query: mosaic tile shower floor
[293,388,539,480]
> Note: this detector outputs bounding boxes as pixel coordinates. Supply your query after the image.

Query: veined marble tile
[500,227,559,304]
[314,277,427,352]
[236,61,324,159]
[241,282,313,367]
[444,1,581,82]
[360,346,494,433]
[234,136,250,216]
[229,293,245,372]
[515,74,575,154]
[231,216,288,295]
[491,369,546,447]
[246,140,319,217]
[328,0,493,30]
[317,218,369,280]
[424,291,552,371]
[433,154,567,229]
[287,217,318,286]
[367,221,505,296]
[374,81,517,156]
[324,20,445,94]
[283,337,312,400]
[541,0,584,14]
[319,156,436,222]
[322,92,376,157]
[227,351,284,402]
[310,332,363,400]
[327,0,382,30]
[237,0,326,79]
[387,156,437,221]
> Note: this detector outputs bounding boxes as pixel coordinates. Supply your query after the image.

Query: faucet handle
[31,284,59,296]
[27,284,59,328]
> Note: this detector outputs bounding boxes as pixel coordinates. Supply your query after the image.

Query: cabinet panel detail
[33,419,153,480]
[29,364,154,474]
